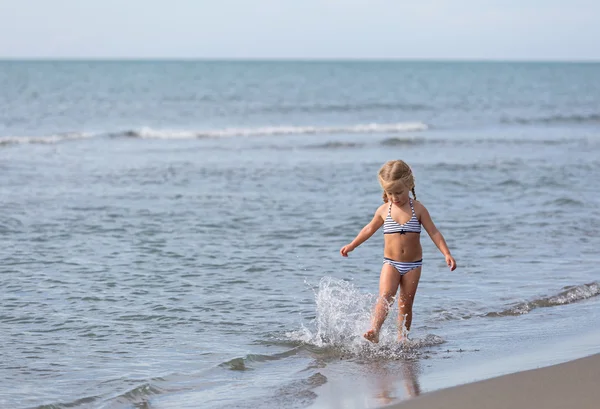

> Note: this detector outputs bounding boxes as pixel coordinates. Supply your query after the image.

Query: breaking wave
[431,282,600,321]
[486,282,600,317]
[0,122,427,147]
[122,122,429,139]
[0,132,93,147]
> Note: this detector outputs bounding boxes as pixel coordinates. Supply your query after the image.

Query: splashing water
[287,277,444,359]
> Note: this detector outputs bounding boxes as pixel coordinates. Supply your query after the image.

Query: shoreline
[386,352,600,409]
[307,312,600,409]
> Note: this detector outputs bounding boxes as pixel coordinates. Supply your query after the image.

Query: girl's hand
[445,254,457,271]
[340,244,355,257]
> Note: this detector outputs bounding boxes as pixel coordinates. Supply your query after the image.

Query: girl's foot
[397,333,411,346]
[363,329,379,343]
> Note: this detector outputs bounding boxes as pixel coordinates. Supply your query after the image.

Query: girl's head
[378,160,417,204]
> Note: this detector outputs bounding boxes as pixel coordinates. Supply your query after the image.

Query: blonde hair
[378,160,416,203]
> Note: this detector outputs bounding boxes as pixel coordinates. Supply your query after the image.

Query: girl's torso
[381,199,423,262]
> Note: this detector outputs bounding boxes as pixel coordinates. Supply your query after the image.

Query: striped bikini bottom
[383,257,423,276]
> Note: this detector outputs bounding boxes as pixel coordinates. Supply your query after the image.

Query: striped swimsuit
[383,199,423,275]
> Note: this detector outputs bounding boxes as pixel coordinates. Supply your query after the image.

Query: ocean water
[1,61,600,409]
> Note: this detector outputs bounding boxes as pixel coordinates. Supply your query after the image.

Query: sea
[1,61,600,409]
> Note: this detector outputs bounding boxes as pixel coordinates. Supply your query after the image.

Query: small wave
[260,102,430,114]
[503,113,600,125]
[543,197,585,207]
[115,383,165,401]
[123,122,428,139]
[34,395,100,409]
[429,307,476,322]
[219,348,301,371]
[486,282,600,317]
[381,137,426,146]
[304,141,364,149]
[220,357,249,371]
[94,382,166,409]
[0,133,92,147]
[0,216,24,234]
[447,137,576,146]
[498,178,523,187]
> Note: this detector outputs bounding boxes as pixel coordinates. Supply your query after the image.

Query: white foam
[289,277,374,348]
[286,277,444,358]
[0,133,93,146]
[131,127,200,139]
[129,122,428,139]
[488,281,600,317]
[1,122,428,146]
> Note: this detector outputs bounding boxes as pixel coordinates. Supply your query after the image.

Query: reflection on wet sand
[373,359,421,406]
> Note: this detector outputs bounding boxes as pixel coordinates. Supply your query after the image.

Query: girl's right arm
[340,205,385,257]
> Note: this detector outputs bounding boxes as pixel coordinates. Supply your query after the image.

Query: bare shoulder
[412,199,430,219]
[375,202,389,219]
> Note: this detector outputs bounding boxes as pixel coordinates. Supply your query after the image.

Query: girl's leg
[364,263,400,343]
[397,266,422,341]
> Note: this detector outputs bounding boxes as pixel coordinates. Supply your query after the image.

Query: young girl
[340,160,456,343]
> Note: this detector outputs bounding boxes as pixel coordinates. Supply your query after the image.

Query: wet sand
[386,353,600,409]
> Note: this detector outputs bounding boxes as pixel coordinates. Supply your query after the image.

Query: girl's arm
[417,202,457,271]
[340,207,385,257]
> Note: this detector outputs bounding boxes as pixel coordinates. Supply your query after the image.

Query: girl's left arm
[417,202,457,271]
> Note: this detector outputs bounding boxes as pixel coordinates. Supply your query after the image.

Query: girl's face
[385,183,410,206]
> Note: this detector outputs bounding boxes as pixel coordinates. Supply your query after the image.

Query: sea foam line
[0,133,93,146]
[125,122,429,139]
[0,122,428,146]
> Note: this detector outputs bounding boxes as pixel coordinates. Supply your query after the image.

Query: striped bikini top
[383,199,421,235]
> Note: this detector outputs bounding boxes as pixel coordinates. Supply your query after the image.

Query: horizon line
[1,57,599,63]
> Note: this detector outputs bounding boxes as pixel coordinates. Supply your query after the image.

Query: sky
[0,0,598,60]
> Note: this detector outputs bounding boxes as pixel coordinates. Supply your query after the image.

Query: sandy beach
[386,353,600,409]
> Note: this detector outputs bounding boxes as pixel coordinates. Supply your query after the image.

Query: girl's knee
[398,296,414,305]
[380,288,396,297]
